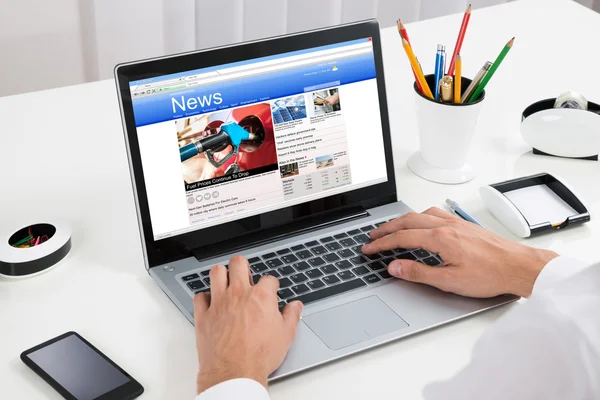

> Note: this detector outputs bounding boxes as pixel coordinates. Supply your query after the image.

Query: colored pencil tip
[507,37,515,46]
[398,19,406,30]
[466,4,472,12]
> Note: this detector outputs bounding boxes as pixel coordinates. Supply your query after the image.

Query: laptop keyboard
[181,220,443,310]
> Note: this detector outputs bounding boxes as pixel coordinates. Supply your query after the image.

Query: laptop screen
[129,38,387,241]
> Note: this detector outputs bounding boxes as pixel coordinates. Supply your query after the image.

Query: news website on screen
[130,38,388,240]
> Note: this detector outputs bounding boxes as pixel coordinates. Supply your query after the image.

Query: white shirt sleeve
[195,378,269,400]
[424,257,600,400]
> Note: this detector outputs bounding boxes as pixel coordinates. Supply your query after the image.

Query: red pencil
[447,4,472,76]
[397,19,423,92]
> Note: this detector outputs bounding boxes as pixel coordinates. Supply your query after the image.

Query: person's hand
[325,92,339,105]
[193,256,303,394]
[362,207,558,298]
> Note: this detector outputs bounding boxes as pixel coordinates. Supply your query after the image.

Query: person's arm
[422,260,600,400]
[193,256,301,400]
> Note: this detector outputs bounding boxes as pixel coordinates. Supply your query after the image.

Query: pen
[460,61,491,103]
[445,199,485,227]
[434,44,444,100]
[440,76,453,103]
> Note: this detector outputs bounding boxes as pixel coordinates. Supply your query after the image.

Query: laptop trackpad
[303,296,409,351]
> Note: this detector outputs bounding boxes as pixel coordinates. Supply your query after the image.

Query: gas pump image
[177,103,277,183]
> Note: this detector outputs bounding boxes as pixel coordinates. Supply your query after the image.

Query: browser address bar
[185,45,372,88]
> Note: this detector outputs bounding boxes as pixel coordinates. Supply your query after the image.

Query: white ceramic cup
[407,74,485,184]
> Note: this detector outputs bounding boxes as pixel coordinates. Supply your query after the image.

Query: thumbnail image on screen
[270,95,307,124]
[309,87,341,118]
[176,103,278,186]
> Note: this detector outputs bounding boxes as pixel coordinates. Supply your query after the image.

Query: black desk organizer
[490,173,590,236]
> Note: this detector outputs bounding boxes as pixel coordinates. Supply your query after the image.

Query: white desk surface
[1,0,600,398]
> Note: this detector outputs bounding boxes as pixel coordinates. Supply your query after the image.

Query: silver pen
[445,199,485,227]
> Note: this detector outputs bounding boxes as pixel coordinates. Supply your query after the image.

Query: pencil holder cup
[407,74,485,184]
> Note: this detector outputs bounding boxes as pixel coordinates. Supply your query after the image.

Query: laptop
[114,20,517,380]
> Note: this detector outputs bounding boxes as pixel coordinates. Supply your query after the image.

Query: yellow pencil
[454,53,462,103]
[401,38,433,99]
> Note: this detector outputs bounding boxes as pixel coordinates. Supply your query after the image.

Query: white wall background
[0,0,597,97]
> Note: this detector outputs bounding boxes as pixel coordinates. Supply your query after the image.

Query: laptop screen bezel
[115,20,397,269]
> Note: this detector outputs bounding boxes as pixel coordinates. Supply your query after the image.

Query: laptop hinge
[191,206,369,263]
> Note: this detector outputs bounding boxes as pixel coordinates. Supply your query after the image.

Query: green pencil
[467,37,514,102]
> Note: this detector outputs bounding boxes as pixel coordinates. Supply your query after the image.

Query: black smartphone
[20,331,144,400]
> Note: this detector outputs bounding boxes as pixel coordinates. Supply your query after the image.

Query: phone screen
[23,333,140,400]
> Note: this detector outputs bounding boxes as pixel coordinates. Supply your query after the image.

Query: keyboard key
[365,253,380,261]
[321,264,338,274]
[194,289,209,295]
[352,266,370,276]
[279,277,293,288]
[305,240,319,247]
[281,254,299,264]
[252,274,261,284]
[340,238,357,247]
[379,271,393,279]
[353,234,370,244]
[320,236,334,243]
[360,225,375,232]
[306,269,324,279]
[201,270,211,276]
[266,258,283,268]
[278,288,295,299]
[352,245,364,254]
[278,266,295,276]
[308,257,326,267]
[325,242,342,251]
[292,261,311,271]
[204,277,211,285]
[276,248,291,255]
[381,250,394,257]
[292,284,310,295]
[347,229,361,236]
[333,232,348,239]
[291,273,308,284]
[262,252,277,259]
[396,252,417,261]
[394,248,408,254]
[251,262,268,273]
[182,273,199,281]
[187,280,205,290]
[350,255,368,265]
[248,257,261,264]
[323,253,340,262]
[265,269,281,278]
[374,221,386,227]
[364,274,382,284]
[413,249,431,258]
[310,245,328,255]
[337,249,354,258]
[307,279,325,290]
[323,275,341,285]
[422,256,442,266]
[278,301,286,310]
[368,261,385,271]
[297,250,313,259]
[291,244,305,251]
[290,279,366,305]
[335,260,353,270]
[381,258,394,266]
[338,270,356,280]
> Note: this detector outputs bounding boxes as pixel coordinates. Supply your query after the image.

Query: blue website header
[129,38,370,86]
[132,51,376,127]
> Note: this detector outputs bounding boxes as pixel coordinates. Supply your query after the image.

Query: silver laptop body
[115,20,517,380]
